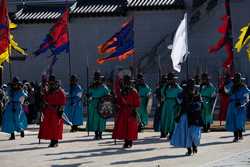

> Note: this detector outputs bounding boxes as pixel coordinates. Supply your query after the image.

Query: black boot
[70,125,78,132]
[207,124,211,132]
[49,140,58,147]
[203,125,208,133]
[168,132,173,141]
[138,124,142,132]
[123,140,129,148]
[128,140,133,148]
[9,133,15,140]
[233,131,239,142]
[160,131,167,138]
[99,131,103,139]
[239,130,243,140]
[186,148,192,156]
[20,131,25,138]
[192,143,198,154]
[94,131,99,140]
[70,126,74,132]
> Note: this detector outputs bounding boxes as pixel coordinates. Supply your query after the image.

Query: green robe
[200,83,216,125]
[87,84,110,132]
[160,84,182,134]
[136,84,152,127]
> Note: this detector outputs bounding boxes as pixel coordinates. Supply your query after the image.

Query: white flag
[170,13,188,72]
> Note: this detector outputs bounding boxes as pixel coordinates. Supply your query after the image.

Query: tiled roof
[12,0,185,23]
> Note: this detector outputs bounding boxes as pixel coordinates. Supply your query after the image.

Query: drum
[97,95,116,119]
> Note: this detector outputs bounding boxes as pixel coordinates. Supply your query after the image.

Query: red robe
[219,83,229,122]
[38,88,66,140]
[112,88,140,140]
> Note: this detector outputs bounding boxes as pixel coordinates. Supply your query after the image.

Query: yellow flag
[247,44,250,60]
[9,20,17,29]
[0,34,27,68]
[235,23,250,58]
[10,34,27,56]
[0,46,11,68]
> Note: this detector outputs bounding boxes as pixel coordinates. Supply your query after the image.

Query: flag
[9,20,17,29]
[97,19,135,64]
[0,0,10,65]
[208,15,233,69]
[34,9,69,57]
[170,13,188,73]
[0,34,27,67]
[235,23,250,60]
[10,34,27,56]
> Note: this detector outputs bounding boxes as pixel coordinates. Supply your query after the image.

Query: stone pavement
[0,128,250,167]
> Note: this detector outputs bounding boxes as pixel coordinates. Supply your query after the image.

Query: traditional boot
[186,148,192,156]
[128,140,133,148]
[9,133,15,140]
[94,131,99,140]
[160,131,167,138]
[192,143,198,154]
[233,131,239,142]
[239,130,243,140]
[99,131,103,139]
[49,140,58,147]
[20,131,25,138]
[123,140,129,148]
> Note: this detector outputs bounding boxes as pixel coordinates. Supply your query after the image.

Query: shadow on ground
[110,154,187,165]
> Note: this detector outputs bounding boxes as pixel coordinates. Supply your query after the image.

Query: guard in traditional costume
[135,73,152,131]
[38,75,66,147]
[2,77,28,140]
[200,73,216,132]
[160,72,182,139]
[64,75,84,132]
[87,71,110,140]
[225,73,249,142]
[171,79,203,156]
[153,75,167,132]
[218,73,230,123]
[112,75,140,148]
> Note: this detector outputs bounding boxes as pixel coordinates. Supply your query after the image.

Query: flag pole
[225,0,235,73]
[86,54,90,136]
[185,12,189,80]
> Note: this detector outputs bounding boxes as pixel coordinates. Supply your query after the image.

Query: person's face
[201,77,208,84]
[12,83,18,90]
[233,76,241,85]
[49,81,56,90]
[70,79,77,85]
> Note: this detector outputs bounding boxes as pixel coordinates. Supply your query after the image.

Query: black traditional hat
[167,72,178,80]
[233,72,246,81]
[49,75,56,82]
[70,75,78,82]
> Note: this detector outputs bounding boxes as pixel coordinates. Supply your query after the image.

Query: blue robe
[171,92,202,148]
[64,84,84,126]
[225,82,250,132]
[2,89,28,134]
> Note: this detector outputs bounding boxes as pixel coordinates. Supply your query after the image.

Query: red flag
[209,15,233,69]
[34,9,69,56]
[0,0,10,54]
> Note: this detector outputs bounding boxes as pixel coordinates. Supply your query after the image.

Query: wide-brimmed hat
[94,70,104,80]
[70,75,79,82]
[167,72,178,80]
[201,72,211,79]
[232,72,246,81]
[12,77,22,85]
[123,75,135,83]
[48,75,57,82]
[137,73,144,79]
